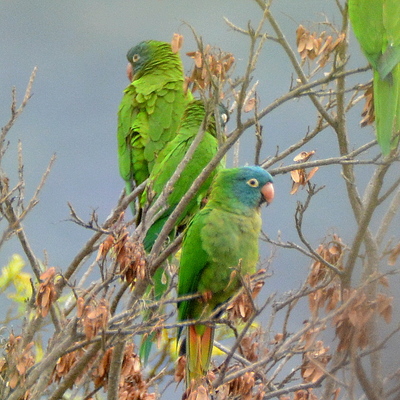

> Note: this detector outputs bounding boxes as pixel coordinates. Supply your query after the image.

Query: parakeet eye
[247,178,259,187]
[132,54,140,62]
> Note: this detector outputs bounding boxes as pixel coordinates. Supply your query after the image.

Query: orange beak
[261,182,274,204]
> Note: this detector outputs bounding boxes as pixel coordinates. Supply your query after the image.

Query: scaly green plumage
[348,0,400,155]
[139,99,227,363]
[117,40,189,209]
[142,99,228,251]
[177,166,274,387]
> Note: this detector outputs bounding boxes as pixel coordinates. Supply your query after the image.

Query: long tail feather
[139,214,172,364]
[139,266,169,364]
[374,67,400,155]
[186,324,214,388]
[125,181,137,217]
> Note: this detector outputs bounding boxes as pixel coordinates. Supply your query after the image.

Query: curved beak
[261,182,274,204]
[126,62,134,82]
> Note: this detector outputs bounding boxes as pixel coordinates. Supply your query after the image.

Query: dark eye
[247,178,259,187]
[132,53,140,62]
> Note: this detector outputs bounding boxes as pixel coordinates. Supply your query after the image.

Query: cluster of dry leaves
[296,25,345,68]
[272,234,393,400]
[304,234,393,376]
[35,266,58,317]
[295,23,378,135]
[0,262,155,399]
[77,296,110,340]
[300,337,331,384]
[290,151,319,194]
[185,45,235,96]
[0,334,34,396]
[170,32,235,98]
[280,388,337,400]
[182,370,265,400]
[97,220,147,285]
[334,288,392,352]
[388,241,400,266]
[51,343,154,400]
[227,270,265,322]
[308,235,392,351]
[307,235,344,315]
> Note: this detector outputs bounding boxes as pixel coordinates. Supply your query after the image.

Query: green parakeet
[142,99,228,251]
[177,166,274,387]
[139,99,228,363]
[117,40,189,211]
[348,0,400,155]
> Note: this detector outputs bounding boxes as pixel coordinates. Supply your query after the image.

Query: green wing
[117,75,188,187]
[178,206,260,324]
[348,0,400,154]
[176,208,214,384]
[177,208,210,321]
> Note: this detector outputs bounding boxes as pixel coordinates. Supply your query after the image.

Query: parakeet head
[126,40,154,81]
[125,40,178,81]
[210,166,274,211]
[218,103,229,128]
[180,100,229,134]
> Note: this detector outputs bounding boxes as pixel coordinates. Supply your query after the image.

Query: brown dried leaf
[273,333,284,344]
[174,355,186,383]
[2,335,35,389]
[317,32,345,67]
[244,97,257,113]
[376,293,393,324]
[293,150,316,162]
[360,84,375,127]
[290,169,302,183]
[185,45,234,96]
[388,242,400,266]
[290,151,318,194]
[301,341,331,383]
[307,237,344,316]
[240,332,260,362]
[36,267,58,317]
[9,373,19,389]
[296,25,320,61]
[96,234,115,260]
[105,226,147,286]
[77,297,85,318]
[305,166,319,182]
[39,266,56,283]
[171,33,184,53]
[227,273,264,322]
[297,24,344,68]
[290,182,301,195]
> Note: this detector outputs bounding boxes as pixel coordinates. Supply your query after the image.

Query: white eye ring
[247,178,259,187]
[132,54,140,62]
